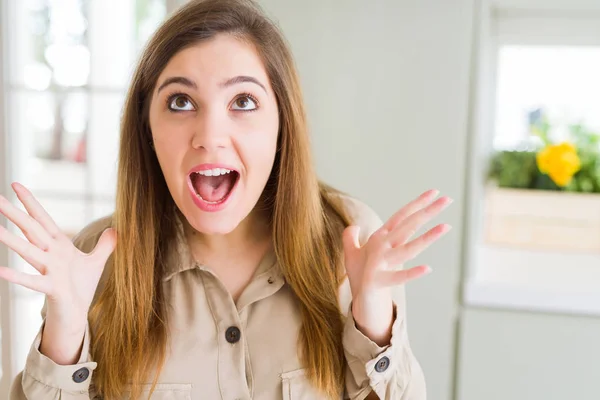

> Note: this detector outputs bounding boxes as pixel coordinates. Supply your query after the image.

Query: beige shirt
[9,195,426,400]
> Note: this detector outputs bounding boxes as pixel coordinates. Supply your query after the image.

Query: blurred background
[1,0,600,399]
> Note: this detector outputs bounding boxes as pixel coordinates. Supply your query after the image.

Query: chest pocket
[281,369,331,400]
[116,383,192,400]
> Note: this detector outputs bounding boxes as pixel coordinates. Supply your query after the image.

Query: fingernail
[421,189,438,199]
[424,266,432,274]
[441,196,453,206]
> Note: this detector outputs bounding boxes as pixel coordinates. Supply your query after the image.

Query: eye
[168,94,195,112]
[231,94,258,111]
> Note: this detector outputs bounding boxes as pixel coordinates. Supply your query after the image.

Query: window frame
[462,0,600,315]
[0,0,180,392]
[0,0,12,394]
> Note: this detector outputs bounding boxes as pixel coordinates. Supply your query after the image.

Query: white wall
[456,308,600,400]
[258,1,476,399]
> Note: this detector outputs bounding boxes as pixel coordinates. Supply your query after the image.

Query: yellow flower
[536,142,581,187]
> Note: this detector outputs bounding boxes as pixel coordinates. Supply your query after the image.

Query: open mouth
[189,167,240,204]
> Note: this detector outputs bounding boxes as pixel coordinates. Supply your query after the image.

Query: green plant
[488,113,600,193]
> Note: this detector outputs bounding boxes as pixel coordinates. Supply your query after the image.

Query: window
[494,46,600,151]
[463,2,600,315]
[1,0,173,390]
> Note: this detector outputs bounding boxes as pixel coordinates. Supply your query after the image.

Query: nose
[191,108,230,151]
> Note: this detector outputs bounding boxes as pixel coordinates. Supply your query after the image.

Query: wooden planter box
[484,186,600,252]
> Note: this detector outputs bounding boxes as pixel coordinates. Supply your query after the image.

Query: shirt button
[72,367,90,383]
[225,326,241,343]
[374,356,390,373]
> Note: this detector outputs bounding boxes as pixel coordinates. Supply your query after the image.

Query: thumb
[343,225,361,254]
[90,228,117,262]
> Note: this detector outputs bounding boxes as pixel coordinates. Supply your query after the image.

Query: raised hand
[343,189,452,345]
[0,182,116,330]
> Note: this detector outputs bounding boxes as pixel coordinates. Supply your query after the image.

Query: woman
[3,0,451,398]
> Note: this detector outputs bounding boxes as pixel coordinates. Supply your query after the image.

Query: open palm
[0,183,116,322]
[343,189,452,299]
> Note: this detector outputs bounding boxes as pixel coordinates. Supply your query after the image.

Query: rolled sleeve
[343,302,426,400]
[11,321,97,399]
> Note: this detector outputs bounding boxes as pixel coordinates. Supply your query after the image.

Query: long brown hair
[88,0,352,398]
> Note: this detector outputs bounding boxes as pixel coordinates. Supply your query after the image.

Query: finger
[88,228,117,264]
[386,224,451,265]
[0,266,50,294]
[388,196,452,246]
[376,265,431,287]
[12,182,62,238]
[0,225,48,274]
[382,189,439,231]
[343,225,361,254]
[0,194,52,250]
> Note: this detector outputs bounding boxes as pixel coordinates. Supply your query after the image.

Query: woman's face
[149,34,279,235]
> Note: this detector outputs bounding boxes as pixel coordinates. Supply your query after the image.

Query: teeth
[196,168,232,177]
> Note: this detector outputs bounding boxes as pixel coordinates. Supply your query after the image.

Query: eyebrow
[157,77,197,94]
[220,75,267,93]
[156,75,268,95]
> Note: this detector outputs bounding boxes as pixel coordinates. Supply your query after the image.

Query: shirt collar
[161,209,281,283]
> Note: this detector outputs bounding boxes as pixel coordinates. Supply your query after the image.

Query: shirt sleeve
[342,295,426,400]
[9,320,97,400]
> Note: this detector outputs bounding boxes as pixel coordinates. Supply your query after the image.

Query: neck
[184,209,271,265]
